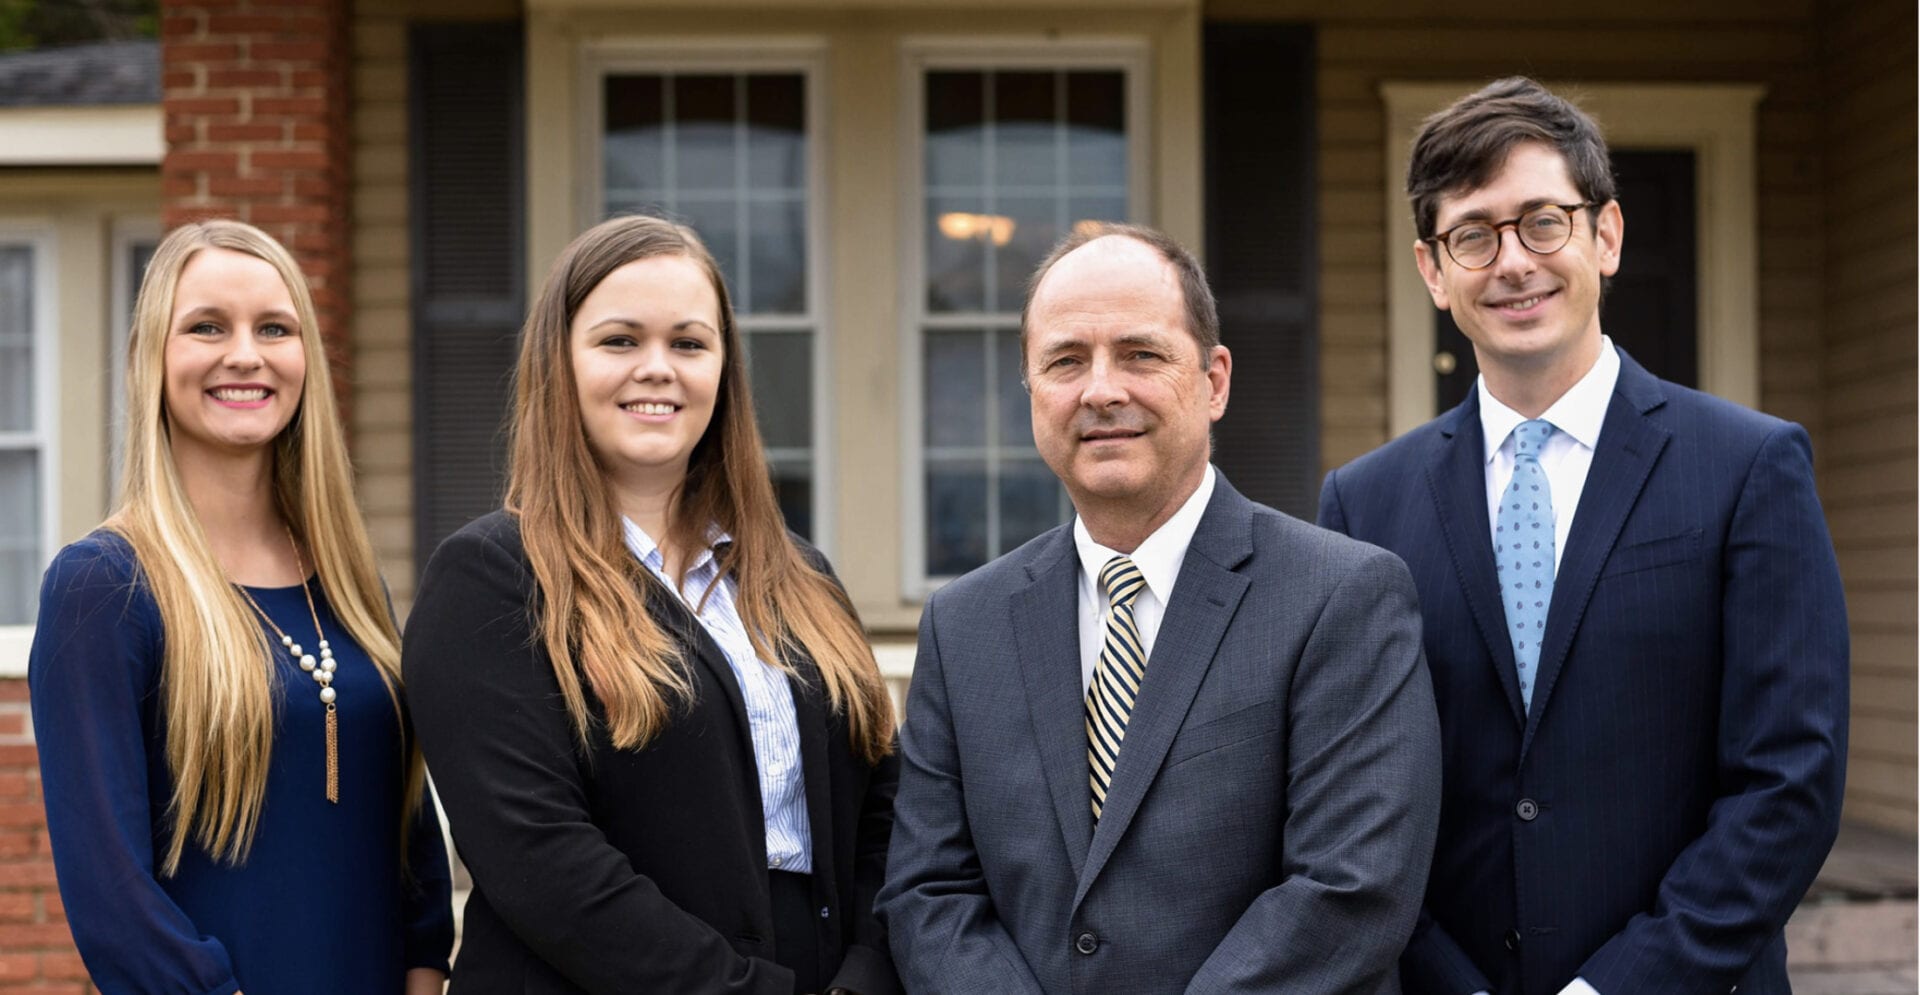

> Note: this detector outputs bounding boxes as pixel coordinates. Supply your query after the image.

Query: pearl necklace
[235,526,340,803]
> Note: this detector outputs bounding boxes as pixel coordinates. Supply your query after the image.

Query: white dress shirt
[621,518,812,874]
[1473,342,1617,995]
[1072,464,1217,695]
[1479,337,1621,573]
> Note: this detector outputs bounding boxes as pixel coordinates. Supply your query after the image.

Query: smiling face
[1414,140,1623,399]
[162,246,307,465]
[1024,235,1230,532]
[570,254,725,499]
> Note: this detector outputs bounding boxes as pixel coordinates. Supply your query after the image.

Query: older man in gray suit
[879,223,1442,994]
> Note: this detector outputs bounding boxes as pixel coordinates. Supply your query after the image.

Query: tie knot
[1099,556,1146,609]
[1512,419,1554,460]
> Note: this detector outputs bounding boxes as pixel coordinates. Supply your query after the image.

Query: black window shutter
[409,22,525,574]
[1203,24,1319,520]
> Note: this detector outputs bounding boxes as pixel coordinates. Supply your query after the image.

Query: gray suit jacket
[879,474,1442,994]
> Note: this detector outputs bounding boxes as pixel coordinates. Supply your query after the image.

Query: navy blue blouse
[29,531,454,995]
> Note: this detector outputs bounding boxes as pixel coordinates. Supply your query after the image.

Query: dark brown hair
[1406,77,1616,240]
[506,214,894,763]
[1019,222,1219,373]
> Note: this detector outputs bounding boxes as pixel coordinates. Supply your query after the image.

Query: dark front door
[1433,148,1699,413]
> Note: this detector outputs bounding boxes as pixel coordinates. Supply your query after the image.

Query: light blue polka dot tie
[1496,419,1556,710]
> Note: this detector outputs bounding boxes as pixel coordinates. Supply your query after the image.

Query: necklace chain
[233,524,340,803]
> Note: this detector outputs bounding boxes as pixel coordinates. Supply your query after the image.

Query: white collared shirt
[1072,464,1217,695]
[1478,338,1621,573]
[620,518,812,874]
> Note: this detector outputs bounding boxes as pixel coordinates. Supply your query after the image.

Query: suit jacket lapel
[1424,396,1527,727]
[1522,354,1670,759]
[1010,528,1095,881]
[1074,479,1251,909]
[643,576,764,846]
[792,668,837,898]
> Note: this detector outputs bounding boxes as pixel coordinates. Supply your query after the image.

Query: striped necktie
[1087,555,1147,821]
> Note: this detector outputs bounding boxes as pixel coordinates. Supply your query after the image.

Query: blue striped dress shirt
[621,519,812,873]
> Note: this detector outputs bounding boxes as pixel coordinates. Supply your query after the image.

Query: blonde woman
[405,215,899,994]
[29,220,452,995]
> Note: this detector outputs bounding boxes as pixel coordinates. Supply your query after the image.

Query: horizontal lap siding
[1820,0,1916,833]
[353,7,416,616]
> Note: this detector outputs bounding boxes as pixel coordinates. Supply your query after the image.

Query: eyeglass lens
[1446,205,1575,268]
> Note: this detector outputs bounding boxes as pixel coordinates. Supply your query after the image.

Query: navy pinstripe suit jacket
[1319,349,1849,995]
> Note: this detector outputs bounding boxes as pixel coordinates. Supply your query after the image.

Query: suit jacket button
[1075,932,1098,955]
[1504,928,1521,951]
[1515,798,1540,821]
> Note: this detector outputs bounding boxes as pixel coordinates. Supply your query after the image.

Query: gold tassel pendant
[325,703,340,803]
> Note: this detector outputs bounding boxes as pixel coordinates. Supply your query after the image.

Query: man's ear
[1593,199,1624,277]
[1205,344,1231,422]
[1414,239,1451,311]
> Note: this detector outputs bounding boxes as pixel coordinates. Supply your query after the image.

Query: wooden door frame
[1380,81,1765,434]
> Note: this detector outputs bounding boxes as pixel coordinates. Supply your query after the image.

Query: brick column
[161,0,355,415]
[0,678,87,991]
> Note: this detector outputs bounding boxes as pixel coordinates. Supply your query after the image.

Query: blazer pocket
[1165,699,1278,769]
[1599,528,1701,579]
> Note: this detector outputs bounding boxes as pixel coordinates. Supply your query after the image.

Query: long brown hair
[109,219,422,874]
[506,214,893,763]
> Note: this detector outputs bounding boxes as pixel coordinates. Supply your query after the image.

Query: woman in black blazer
[404,215,900,995]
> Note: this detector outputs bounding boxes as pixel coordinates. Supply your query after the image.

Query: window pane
[745,75,805,190]
[1066,72,1126,187]
[925,196,990,313]
[992,71,1058,190]
[676,196,741,302]
[994,329,1032,447]
[0,246,33,432]
[925,330,987,448]
[993,196,1061,313]
[926,461,987,576]
[673,75,737,194]
[999,457,1064,554]
[926,72,985,189]
[745,331,811,451]
[604,75,666,194]
[746,199,806,314]
[770,457,812,541]
[0,449,39,624]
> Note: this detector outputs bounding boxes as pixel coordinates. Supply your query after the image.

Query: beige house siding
[1298,4,1827,470]
[1819,0,1916,834]
[351,8,417,615]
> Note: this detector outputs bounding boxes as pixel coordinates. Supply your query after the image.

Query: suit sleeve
[1576,424,1848,993]
[1317,472,1495,995]
[825,743,903,995]
[399,779,455,973]
[29,541,244,995]
[404,525,792,995]
[1185,547,1444,993]
[876,593,1047,994]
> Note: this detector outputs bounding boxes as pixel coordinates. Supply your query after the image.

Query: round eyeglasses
[1429,202,1594,270]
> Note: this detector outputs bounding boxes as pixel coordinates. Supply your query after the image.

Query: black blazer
[405,510,901,995]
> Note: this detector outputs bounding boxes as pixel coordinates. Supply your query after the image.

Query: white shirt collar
[1072,464,1217,606]
[1478,335,1620,462]
[619,518,732,574]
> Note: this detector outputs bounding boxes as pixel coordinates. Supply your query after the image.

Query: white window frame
[578,38,835,554]
[109,216,162,497]
[0,223,59,676]
[899,39,1152,597]
[1381,81,1764,435]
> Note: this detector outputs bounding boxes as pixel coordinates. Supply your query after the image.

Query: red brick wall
[0,677,88,993]
[161,0,356,416]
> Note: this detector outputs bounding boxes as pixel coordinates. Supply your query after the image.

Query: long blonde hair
[108,219,421,874]
[507,215,894,763]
